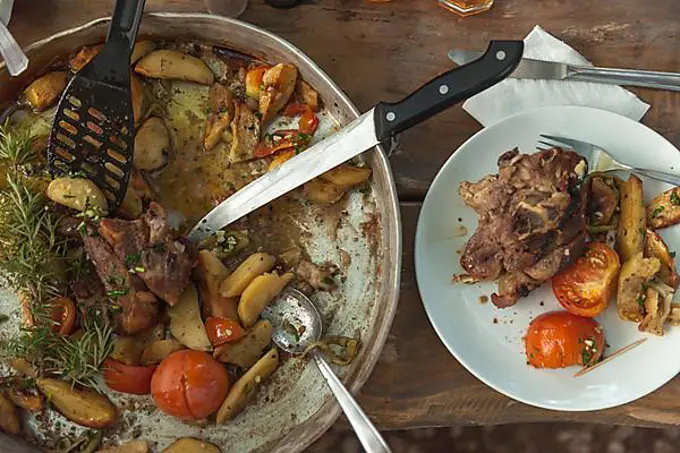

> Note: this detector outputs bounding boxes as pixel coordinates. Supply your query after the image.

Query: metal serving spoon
[262,288,392,453]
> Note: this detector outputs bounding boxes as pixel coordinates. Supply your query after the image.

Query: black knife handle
[373,40,523,141]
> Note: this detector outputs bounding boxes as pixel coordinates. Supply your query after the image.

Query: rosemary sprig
[0,121,34,171]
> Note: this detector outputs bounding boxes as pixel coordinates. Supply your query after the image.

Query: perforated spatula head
[47,0,146,211]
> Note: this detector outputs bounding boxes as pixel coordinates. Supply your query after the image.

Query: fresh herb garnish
[671,192,680,206]
[106,287,129,300]
[124,252,141,267]
[652,205,665,217]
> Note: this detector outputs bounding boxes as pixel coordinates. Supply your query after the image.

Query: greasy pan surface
[0,13,401,453]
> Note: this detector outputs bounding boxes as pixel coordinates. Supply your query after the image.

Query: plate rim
[415,105,680,412]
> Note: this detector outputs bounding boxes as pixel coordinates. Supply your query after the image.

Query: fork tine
[538,140,573,150]
[539,134,586,149]
[536,146,554,152]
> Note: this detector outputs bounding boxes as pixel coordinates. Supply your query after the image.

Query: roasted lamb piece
[459,148,587,308]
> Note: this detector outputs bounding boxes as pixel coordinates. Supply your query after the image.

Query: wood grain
[8,0,680,430]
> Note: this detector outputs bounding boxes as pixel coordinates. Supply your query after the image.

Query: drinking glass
[205,0,248,18]
[437,0,494,17]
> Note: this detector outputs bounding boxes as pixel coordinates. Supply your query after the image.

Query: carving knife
[188,40,524,243]
[447,49,680,91]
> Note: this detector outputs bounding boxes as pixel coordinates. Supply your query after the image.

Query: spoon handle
[313,352,392,453]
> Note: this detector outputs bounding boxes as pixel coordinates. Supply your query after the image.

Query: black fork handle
[373,41,523,141]
[107,0,146,55]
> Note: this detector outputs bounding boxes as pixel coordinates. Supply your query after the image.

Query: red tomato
[254,129,312,158]
[283,103,309,117]
[103,359,156,395]
[283,103,319,135]
[151,350,229,420]
[51,297,76,336]
[525,311,605,369]
[205,317,246,346]
[552,242,621,317]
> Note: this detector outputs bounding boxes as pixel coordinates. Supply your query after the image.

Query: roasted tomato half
[103,359,156,395]
[525,311,605,368]
[151,350,229,420]
[552,242,620,317]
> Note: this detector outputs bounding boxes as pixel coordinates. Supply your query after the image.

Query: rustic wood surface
[9,0,680,429]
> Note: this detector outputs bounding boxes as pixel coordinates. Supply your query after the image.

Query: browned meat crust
[460,148,587,308]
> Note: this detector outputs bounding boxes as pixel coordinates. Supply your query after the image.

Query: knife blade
[188,40,525,243]
[0,0,14,26]
[448,49,680,91]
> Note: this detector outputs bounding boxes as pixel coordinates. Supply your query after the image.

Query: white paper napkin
[462,25,650,127]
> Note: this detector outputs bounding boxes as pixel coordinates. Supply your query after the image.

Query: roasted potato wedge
[209,82,235,115]
[298,80,319,112]
[229,102,261,163]
[259,64,298,122]
[648,187,680,230]
[110,336,143,366]
[134,117,170,171]
[204,84,235,151]
[320,164,372,190]
[119,185,143,220]
[220,253,276,298]
[99,440,149,453]
[617,252,661,323]
[131,40,157,64]
[238,272,294,327]
[645,229,679,288]
[245,66,269,100]
[616,175,646,262]
[70,45,103,72]
[667,303,680,325]
[268,149,296,172]
[10,357,37,377]
[24,71,68,112]
[216,348,279,423]
[35,378,117,429]
[168,284,212,352]
[8,389,42,413]
[303,178,346,205]
[197,250,239,321]
[0,392,20,434]
[131,74,145,126]
[213,319,273,368]
[140,338,184,366]
[638,285,672,336]
[135,50,214,85]
[163,438,220,453]
[47,177,108,213]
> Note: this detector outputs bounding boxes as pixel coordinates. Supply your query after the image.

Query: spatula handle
[107,0,146,54]
[373,40,523,141]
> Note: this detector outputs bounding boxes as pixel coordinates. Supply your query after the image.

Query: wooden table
[11,0,680,430]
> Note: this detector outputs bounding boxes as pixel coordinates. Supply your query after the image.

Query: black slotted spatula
[47,0,146,212]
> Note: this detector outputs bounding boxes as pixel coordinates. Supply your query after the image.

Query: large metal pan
[0,12,401,453]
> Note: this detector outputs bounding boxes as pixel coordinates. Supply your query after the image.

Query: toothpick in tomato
[552,242,620,317]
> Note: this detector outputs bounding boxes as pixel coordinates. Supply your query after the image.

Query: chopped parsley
[322,276,335,286]
[106,288,129,300]
[124,253,141,267]
[671,191,680,206]
[652,205,665,218]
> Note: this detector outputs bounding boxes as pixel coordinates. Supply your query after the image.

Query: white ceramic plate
[415,106,680,411]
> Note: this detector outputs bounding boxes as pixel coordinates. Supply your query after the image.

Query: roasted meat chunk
[459,148,587,308]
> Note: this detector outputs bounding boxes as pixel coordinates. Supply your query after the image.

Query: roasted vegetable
[8,389,42,412]
[119,185,143,220]
[131,40,157,64]
[638,283,673,336]
[0,392,20,434]
[585,174,621,231]
[216,348,279,423]
[198,229,249,260]
[163,437,220,453]
[98,440,149,453]
[268,149,296,171]
[229,102,261,163]
[134,117,170,171]
[239,272,294,327]
[110,336,143,366]
[70,45,103,72]
[131,74,145,126]
[320,164,372,189]
[259,64,298,122]
[298,80,319,112]
[245,66,269,100]
[645,229,679,288]
[35,378,117,429]
[24,71,68,111]
[220,252,276,298]
[213,319,273,368]
[648,186,680,230]
[204,83,235,151]
[168,284,212,352]
[303,178,346,205]
[135,50,214,85]
[197,250,239,321]
[46,177,108,213]
[140,338,185,366]
[616,252,661,323]
[616,175,646,262]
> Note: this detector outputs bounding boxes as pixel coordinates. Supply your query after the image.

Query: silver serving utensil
[262,288,392,453]
[0,0,27,77]
[538,134,680,185]
[187,40,524,243]
[448,49,680,92]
